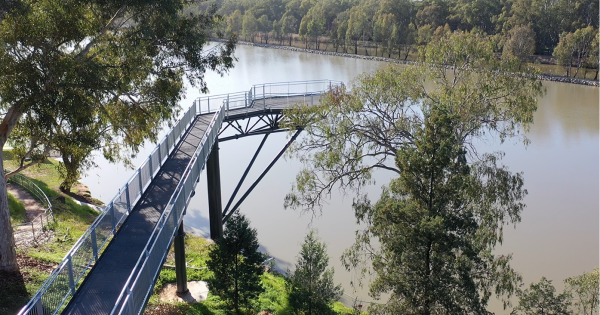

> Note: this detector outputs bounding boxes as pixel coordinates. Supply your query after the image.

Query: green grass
[147,235,362,315]
[3,151,99,315]
[9,193,26,224]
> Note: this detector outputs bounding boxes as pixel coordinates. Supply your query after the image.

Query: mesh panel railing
[17,97,200,315]
[19,80,339,315]
[111,102,224,315]
[195,80,343,115]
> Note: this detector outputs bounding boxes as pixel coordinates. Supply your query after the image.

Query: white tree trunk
[0,105,23,272]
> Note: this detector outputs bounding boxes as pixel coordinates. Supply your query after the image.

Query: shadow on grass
[0,270,29,315]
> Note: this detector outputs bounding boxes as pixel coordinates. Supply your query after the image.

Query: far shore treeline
[190,0,599,79]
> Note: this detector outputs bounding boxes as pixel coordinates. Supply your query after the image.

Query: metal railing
[18,80,341,315]
[194,80,343,116]
[9,173,53,243]
[17,99,199,315]
[112,102,224,315]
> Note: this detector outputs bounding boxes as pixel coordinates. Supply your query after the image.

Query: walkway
[18,80,340,315]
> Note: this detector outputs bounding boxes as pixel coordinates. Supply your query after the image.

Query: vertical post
[35,298,44,314]
[245,92,247,107]
[206,141,223,240]
[110,203,116,232]
[174,221,188,296]
[67,256,76,295]
[149,154,154,178]
[263,84,266,109]
[138,169,143,197]
[207,96,210,112]
[125,183,131,213]
[91,227,98,260]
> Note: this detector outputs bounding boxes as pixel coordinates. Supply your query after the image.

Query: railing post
[35,297,44,314]
[67,256,76,295]
[91,226,98,260]
[138,169,143,197]
[110,202,116,232]
[127,290,136,315]
[31,221,35,241]
[207,96,210,112]
[157,144,162,167]
[263,84,266,109]
[148,154,153,178]
[227,94,230,118]
[245,92,247,107]
[125,183,131,213]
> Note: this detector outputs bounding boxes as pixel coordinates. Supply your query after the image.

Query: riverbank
[217,39,600,87]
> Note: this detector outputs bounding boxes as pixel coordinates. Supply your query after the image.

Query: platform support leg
[175,221,188,296]
[207,141,223,241]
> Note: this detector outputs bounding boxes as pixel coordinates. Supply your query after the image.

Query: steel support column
[174,221,188,296]
[207,141,223,240]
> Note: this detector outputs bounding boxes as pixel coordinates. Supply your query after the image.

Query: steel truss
[217,114,302,222]
[218,112,287,142]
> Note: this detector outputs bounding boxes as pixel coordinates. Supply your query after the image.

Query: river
[81,44,599,313]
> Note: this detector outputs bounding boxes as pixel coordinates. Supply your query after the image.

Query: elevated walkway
[18,80,340,315]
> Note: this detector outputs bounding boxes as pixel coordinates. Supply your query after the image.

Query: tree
[207,213,266,314]
[344,106,525,314]
[287,230,342,315]
[258,14,271,44]
[564,268,599,315]
[514,277,572,315]
[243,11,258,42]
[0,0,235,276]
[283,31,543,313]
[227,9,244,36]
[553,32,577,76]
[503,25,536,63]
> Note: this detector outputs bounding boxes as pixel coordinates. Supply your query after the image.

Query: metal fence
[18,80,340,315]
[194,80,343,117]
[112,103,224,315]
[17,99,198,315]
[9,173,53,243]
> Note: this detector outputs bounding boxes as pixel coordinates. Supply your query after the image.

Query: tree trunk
[354,41,357,54]
[594,69,598,80]
[0,106,24,273]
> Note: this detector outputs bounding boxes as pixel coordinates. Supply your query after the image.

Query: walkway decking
[62,96,321,314]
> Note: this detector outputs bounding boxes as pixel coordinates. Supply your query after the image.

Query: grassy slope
[2,153,98,315]
[146,235,363,315]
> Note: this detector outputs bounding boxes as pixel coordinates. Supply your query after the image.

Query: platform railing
[194,80,343,116]
[17,96,198,315]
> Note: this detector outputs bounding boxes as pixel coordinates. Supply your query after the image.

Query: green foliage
[283,31,543,314]
[8,193,25,224]
[503,25,536,62]
[514,277,572,315]
[287,230,342,315]
[564,267,599,315]
[207,213,266,314]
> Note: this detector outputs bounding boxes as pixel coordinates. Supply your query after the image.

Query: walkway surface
[62,96,323,314]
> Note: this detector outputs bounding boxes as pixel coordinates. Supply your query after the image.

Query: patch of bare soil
[143,303,184,315]
[158,281,209,304]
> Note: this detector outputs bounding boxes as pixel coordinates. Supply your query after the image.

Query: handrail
[9,173,54,243]
[111,100,225,315]
[17,80,341,315]
[17,98,199,315]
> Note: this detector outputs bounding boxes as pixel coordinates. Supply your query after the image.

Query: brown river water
[81,44,599,313]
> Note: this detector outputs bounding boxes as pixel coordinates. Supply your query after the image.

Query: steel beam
[223,128,303,222]
[206,141,223,240]
[222,133,269,217]
[174,221,188,296]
